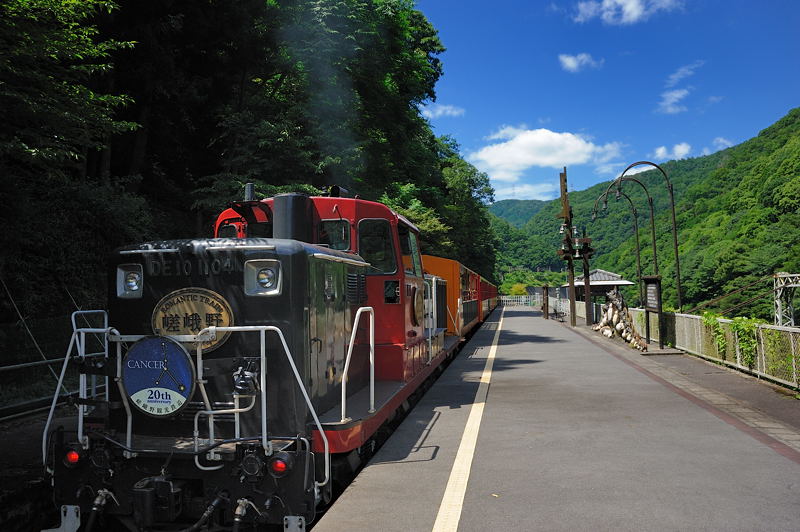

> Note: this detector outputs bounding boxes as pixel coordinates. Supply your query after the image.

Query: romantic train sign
[151,287,234,352]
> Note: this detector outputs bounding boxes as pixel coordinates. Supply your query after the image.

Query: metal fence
[0,312,107,421]
[499,295,538,306]
[546,296,602,324]
[628,309,800,389]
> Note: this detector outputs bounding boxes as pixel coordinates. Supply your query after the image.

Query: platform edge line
[431,306,505,532]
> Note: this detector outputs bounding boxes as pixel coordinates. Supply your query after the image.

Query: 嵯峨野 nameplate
[151,287,234,352]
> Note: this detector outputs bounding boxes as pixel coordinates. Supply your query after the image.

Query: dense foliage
[488,198,547,227]
[0,0,496,321]
[491,108,800,318]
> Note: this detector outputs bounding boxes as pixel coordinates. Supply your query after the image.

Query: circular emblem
[411,286,424,327]
[151,288,234,352]
[122,337,195,417]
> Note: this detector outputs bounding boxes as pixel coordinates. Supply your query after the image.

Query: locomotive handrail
[197,325,331,488]
[42,315,114,471]
[340,307,375,423]
[119,248,179,254]
[42,324,333,487]
[193,396,258,471]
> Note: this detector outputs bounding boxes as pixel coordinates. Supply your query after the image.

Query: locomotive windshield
[318,219,350,250]
[358,218,396,273]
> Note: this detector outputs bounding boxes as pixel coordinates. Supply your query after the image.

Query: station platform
[313,306,800,531]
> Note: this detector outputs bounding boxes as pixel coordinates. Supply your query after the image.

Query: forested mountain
[494,108,800,319]
[0,0,495,318]
[489,199,547,227]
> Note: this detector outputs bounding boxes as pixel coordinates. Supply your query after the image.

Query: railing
[499,295,536,306]
[545,296,603,324]
[341,307,375,422]
[1,311,108,422]
[41,318,336,488]
[628,309,800,389]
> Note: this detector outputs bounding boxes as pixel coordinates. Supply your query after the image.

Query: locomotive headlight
[244,260,281,296]
[256,268,276,289]
[117,264,144,299]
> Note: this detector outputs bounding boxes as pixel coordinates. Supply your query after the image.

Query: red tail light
[64,449,81,466]
[268,451,294,478]
[270,459,288,474]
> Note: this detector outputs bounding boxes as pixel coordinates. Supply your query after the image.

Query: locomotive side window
[318,220,350,250]
[398,224,423,277]
[218,223,239,238]
[247,222,273,238]
[358,219,396,274]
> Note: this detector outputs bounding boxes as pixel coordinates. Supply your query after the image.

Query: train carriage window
[398,224,423,277]
[358,219,397,274]
[318,220,350,250]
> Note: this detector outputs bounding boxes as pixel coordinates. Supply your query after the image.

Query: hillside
[494,107,800,319]
[489,199,548,227]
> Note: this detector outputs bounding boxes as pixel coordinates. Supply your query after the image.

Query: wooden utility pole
[542,284,549,319]
[555,168,577,327]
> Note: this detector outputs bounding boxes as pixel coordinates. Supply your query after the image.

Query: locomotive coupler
[84,489,118,532]
[233,498,262,530]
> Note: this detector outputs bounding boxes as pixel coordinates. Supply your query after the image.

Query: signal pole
[556,168,595,327]
[556,168,577,327]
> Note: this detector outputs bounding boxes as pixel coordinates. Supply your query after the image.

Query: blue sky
[415,0,800,201]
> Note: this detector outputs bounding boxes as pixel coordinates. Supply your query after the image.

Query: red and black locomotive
[43,188,496,531]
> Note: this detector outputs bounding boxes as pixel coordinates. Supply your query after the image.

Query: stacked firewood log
[592,288,646,351]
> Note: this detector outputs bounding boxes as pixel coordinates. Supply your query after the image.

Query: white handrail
[43,323,334,488]
[199,325,331,488]
[340,307,375,423]
[193,396,257,471]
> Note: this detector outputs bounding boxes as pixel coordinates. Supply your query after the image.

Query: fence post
[791,332,798,388]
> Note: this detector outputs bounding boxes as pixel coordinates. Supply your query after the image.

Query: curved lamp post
[592,190,644,306]
[593,178,662,348]
[618,161,682,310]
[615,176,658,276]
[617,191,643,306]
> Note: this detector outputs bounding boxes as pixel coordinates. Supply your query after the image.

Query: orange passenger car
[422,255,497,337]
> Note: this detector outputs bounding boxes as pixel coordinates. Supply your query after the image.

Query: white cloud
[595,162,625,175]
[657,88,690,114]
[468,127,624,183]
[652,142,691,160]
[421,104,465,119]
[713,137,733,150]
[665,60,704,87]
[707,95,723,104]
[673,142,691,158]
[625,165,654,175]
[493,182,560,201]
[702,136,734,156]
[486,125,530,141]
[558,53,604,73]
[573,0,682,25]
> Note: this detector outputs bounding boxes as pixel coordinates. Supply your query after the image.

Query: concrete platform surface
[314,307,800,532]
